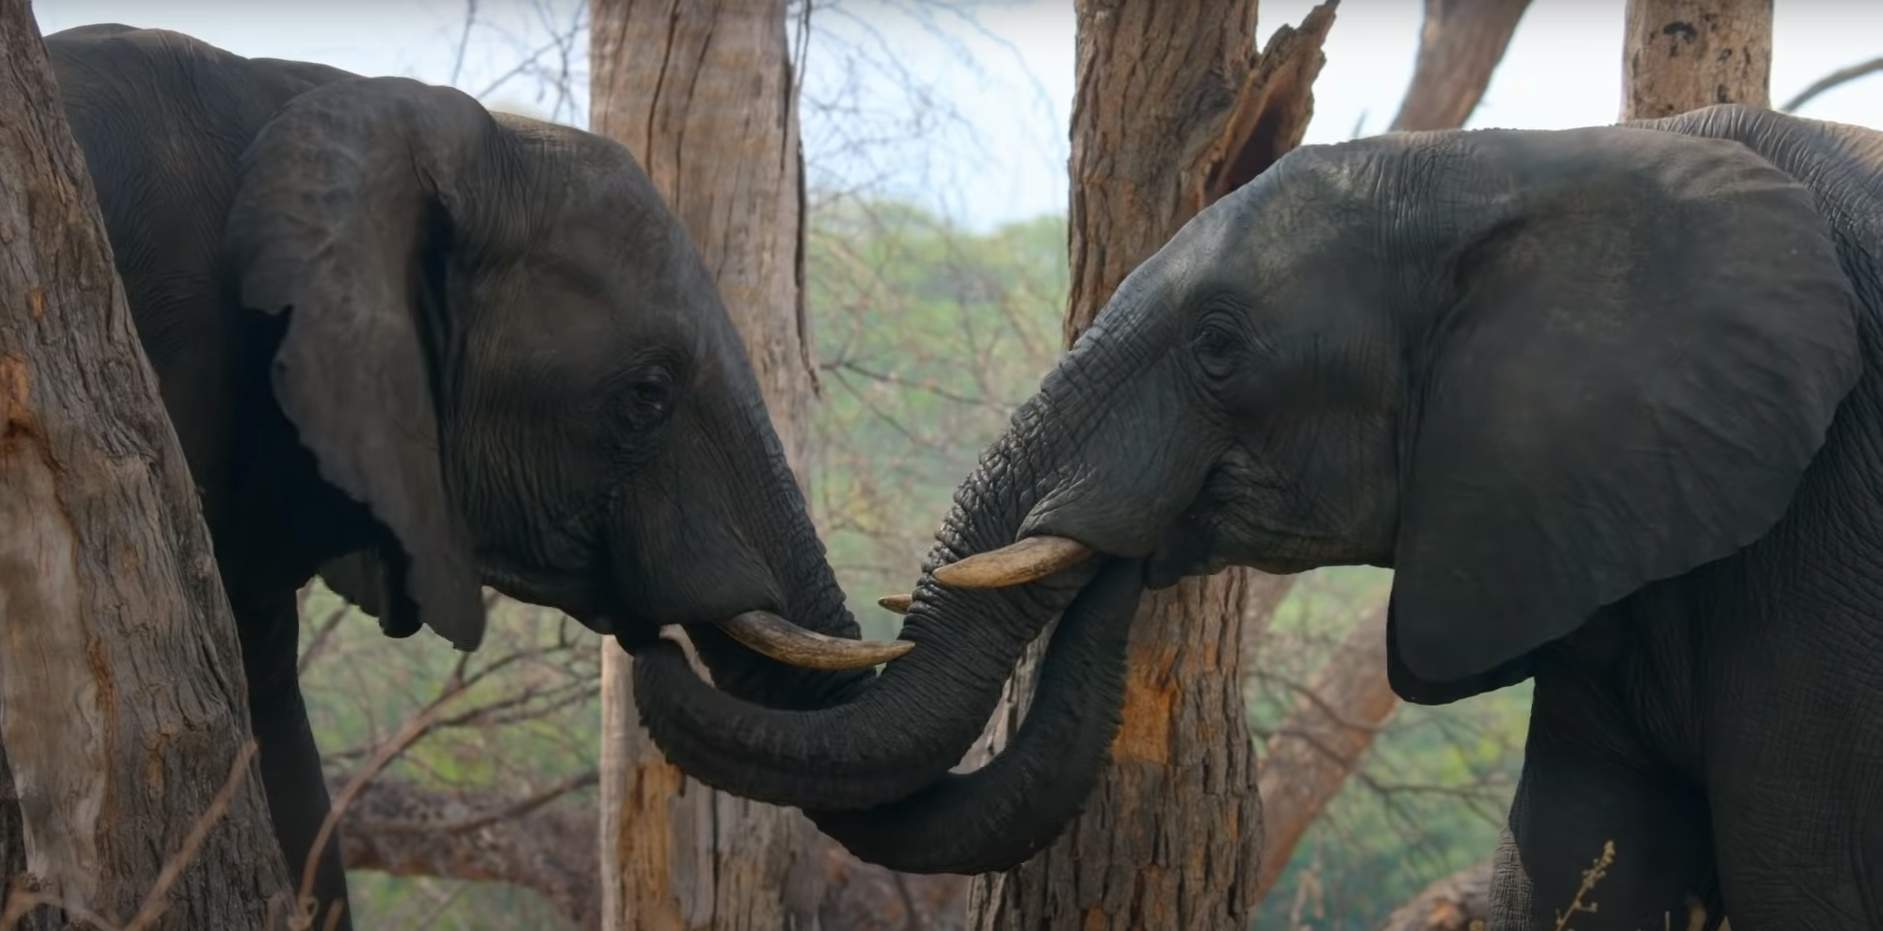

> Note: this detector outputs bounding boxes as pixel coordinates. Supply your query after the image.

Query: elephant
[40,24,952,926]
[636,104,1883,925]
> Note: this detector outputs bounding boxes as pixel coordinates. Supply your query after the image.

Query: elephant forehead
[1187,168,1371,277]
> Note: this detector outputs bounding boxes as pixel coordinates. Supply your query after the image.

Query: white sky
[32,0,1883,231]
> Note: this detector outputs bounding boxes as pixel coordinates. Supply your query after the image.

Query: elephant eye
[622,368,675,429]
[1191,319,1246,381]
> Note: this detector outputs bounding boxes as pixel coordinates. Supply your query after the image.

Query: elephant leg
[237,593,353,931]
[1486,825,1534,931]
[1504,667,1722,931]
[1703,650,1883,927]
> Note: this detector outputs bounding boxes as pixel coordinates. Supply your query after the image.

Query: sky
[32,0,1883,231]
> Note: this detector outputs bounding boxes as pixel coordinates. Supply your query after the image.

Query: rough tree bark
[1622,0,1772,119]
[1389,0,1532,132]
[965,5,1336,930]
[588,3,825,929]
[0,3,291,928]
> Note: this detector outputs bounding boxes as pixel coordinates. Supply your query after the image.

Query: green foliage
[805,197,1066,640]
[1249,570,1530,930]
[298,585,597,931]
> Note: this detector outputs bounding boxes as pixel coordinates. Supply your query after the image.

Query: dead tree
[0,2,290,928]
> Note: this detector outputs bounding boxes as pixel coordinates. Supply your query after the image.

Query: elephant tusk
[932,535,1095,589]
[716,610,913,670]
[877,593,913,615]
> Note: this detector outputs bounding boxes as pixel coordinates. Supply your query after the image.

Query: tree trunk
[0,3,291,928]
[805,845,971,931]
[1622,0,1772,119]
[1252,604,1397,901]
[967,5,1336,929]
[588,3,824,929]
[1390,0,1533,132]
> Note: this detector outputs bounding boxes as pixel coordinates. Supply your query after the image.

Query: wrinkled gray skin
[640,105,1883,921]
[43,24,1061,925]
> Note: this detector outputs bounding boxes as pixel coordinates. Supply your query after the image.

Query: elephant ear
[1388,126,1861,699]
[225,77,496,651]
[318,548,423,639]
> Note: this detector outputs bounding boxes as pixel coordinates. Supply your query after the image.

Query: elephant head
[216,74,1154,872]
[634,117,1865,870]
[220,77,936,719]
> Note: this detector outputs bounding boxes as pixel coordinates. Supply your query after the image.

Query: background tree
[966,3,1336,929]
[588,2,827,928]
[1623,0,1771,119]
[1390,0,1532,132]
[0,1,291,927]
[9,1,1842,927]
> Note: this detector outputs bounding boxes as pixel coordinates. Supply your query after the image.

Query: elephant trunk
[806,557,1140,873]
[634,360,1149,873]
[631,367,1108,795]
[626,391,1080,810]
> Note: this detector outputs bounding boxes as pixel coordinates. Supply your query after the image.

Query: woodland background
[4,0,1879,929]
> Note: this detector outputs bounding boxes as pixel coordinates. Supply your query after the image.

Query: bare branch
[1254,603,1399,901]
[1389,0,1532,132]
[448,0,480,86]
[332,775,599,931]
[1782,56,1883,113]
[296,601,353,675]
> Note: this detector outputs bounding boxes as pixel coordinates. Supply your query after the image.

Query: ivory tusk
[716,610,912,671]
[877,593,913,615]
[932,535,1094,589]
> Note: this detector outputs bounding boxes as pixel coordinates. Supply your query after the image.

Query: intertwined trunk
[588,2,823,928]
[1622,0,1772,119]
[0,3,290,927]
[966,4,1335,929]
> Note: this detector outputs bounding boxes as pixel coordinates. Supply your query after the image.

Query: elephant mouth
[478,559,614,622]
[478,560,907,672]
